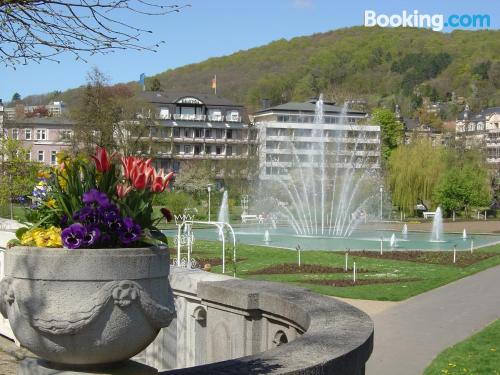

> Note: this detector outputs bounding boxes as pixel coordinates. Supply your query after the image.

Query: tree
[71,67,154,155]
[174,161,215,195]
[0,139,39,219]
[0,1,187,67]
[433,166,490,217]
[150,78,162,92]
[372,108,404,162]
[11,92,21,101]
[433,149,491,216]
[387,139,447,214]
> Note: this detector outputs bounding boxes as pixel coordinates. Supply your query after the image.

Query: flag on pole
[139,73,146,91]
[211,75,217,95]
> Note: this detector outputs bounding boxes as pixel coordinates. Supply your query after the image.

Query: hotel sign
[177,97,203,105]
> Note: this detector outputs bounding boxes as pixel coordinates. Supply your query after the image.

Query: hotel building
[253,99,381,180]
[139,91,257,174]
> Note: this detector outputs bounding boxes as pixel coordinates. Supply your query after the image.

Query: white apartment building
[455,105,500,171]
[253,100,381,180]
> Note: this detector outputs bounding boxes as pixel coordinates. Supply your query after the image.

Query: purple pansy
[77,206,100,226]
[83,189,109,207]
[61,223,86,249]
[83,226,101,247]
[118,217,142,245]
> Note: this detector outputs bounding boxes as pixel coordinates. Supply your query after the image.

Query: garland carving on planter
[0,278,175,335]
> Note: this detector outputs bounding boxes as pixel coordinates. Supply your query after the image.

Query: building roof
[5,117,74,126]
[457,106,500,121]
[139,91,242,107]
[254,100,367,116]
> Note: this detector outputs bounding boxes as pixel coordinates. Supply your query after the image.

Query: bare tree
[0,0,187,67]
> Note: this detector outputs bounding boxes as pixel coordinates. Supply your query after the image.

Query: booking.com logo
[364,10,491,31]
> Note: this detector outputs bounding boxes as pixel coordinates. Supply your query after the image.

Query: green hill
[25,26,500,117]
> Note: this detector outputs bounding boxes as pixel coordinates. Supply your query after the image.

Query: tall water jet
[402,224,408,240]
[217,191,229,224]
[269,94,381,238]
[462,229,467,240]
[390,233,397,248]
[263,230,270,243]
[430,207,443,242]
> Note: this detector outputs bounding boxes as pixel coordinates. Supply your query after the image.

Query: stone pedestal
[18,358,158,375]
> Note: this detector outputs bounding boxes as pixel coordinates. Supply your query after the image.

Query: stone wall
[135,267,373,374]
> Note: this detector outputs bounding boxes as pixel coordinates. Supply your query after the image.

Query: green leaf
[15,227,28,240]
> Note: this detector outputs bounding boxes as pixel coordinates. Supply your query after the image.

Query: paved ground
[334,297,397,316]
[366,264,500,375]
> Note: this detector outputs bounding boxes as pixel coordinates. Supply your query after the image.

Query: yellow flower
[37,170,50,179]
[46,199,57,208]
[56,151,68,165]
[21,227,62,248]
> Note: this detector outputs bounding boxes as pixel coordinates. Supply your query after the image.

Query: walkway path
[366,265,500,375]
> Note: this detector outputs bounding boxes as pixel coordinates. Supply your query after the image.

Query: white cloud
[292,0,314,9]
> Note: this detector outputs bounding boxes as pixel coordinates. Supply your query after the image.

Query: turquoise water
[164,225,500,251]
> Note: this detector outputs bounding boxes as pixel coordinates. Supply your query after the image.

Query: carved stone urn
[0,246,175,366]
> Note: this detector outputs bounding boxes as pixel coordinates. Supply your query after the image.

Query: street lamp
[207,185,213,222]
[379,185,384,221]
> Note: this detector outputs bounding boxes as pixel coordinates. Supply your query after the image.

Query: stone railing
[135,267,373,374]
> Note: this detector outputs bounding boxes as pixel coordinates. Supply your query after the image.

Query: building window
[226,129,233,139]
[194,145,202,155]
[12,129,19,139]
[159,107,170,119]
[36,129,47,140]
[175,145,181,154]
[205,129,212,138]
[216,146,223,155]
[194,128,203,138]
[173,128,180,137]
[25,129,32,140]
[38,150,44,162]
[60,130,72,141]
[216,129,224,139]
[184,145,192,154]
[226,146,232,156]
[51,151,57,165]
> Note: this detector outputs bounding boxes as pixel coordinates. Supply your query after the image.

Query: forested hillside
[23,26,500,117]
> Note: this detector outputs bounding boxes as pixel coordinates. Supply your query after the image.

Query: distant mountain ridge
[22,26,500,117]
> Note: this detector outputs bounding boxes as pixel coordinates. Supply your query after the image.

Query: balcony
[173,114,207,121]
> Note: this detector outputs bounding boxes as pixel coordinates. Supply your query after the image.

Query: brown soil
[303,278,421,287]
[343,251,497,267]
[248,263,371,275]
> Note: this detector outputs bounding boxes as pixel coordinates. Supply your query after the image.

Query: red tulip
[116,184,132,198]
[121,156,137,180]
[91,146,112,173]
[164,171,175,190]
[150,169,166,193]
[132,172,147,190]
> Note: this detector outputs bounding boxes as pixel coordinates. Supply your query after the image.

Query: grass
[424,320,500,375]
[0,204,27,222]
[174,237,500,301]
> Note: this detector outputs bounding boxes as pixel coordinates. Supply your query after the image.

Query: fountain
[402,224,408,240]
[430,207,443,242]
[217,191,229,224]
[390,233,397,248]
[269,94,380,238]
[463,229,467,240]
[264,230,271,243]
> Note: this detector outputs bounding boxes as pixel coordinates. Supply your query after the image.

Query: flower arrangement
[12,147,174,249]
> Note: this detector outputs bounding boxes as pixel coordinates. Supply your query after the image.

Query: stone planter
[0,246,175,366]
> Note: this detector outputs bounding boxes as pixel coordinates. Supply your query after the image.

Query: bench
[423,212,436,219]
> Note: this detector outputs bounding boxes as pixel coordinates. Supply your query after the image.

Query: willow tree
[387,139,447,214]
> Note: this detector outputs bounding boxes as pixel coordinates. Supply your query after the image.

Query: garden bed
[303,278,421,287]
[248,263,371,275]
[344,251,498,267]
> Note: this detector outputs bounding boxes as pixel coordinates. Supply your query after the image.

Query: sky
[0,0,499,102]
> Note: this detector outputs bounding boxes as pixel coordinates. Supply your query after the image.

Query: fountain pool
[164,225,500,251]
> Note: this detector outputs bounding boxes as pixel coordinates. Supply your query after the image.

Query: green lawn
[173,237,500,301]
[424,320,500,375]
[0,204,27,221]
